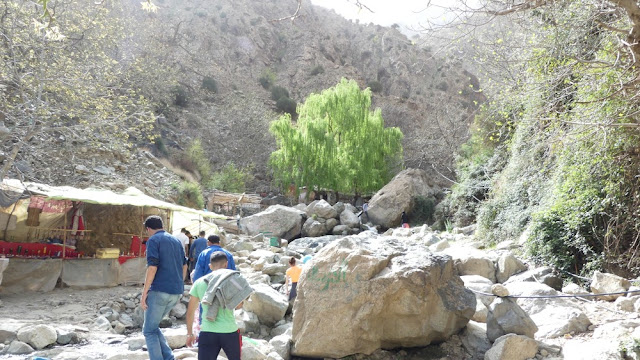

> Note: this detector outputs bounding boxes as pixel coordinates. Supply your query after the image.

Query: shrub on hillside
[367,80,382,93]
[154,137,168,157]
[310,65,325,76]
[176,181,204,209]
[411,196,436,225]
[259,69,276,89]
[186,139,212,184]
[202,76,218,93]
[208,163,254,193]
[436,81,449,91]
[276,96,297,115]
[270,86,290,101]
[173,86,188,107]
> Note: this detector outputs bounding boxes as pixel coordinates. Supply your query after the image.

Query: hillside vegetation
[440,0,640,278]
[0,0,480,199]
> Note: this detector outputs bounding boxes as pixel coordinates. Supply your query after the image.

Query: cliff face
[2,0,481,196]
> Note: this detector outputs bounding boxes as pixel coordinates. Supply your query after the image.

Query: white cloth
[174,232,189,251]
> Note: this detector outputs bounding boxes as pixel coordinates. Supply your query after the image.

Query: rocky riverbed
[1,220,640,360]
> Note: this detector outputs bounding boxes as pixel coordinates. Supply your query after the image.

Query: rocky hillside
[1,0,481,198]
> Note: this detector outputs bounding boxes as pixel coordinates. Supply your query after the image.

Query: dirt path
[0,285,141,325]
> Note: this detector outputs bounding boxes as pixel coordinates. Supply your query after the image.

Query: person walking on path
[141,215,188,360]
[401,211,410,228]
[360,202,370,223]
[190,231,208,274]
[285,257,303,301]
[174,228,190,254]
[186,251,250,360]
[192,235,235,282]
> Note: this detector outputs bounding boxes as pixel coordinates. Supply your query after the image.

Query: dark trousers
[198,331,242,360]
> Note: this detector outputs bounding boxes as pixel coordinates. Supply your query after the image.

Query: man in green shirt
[186,251,243,360]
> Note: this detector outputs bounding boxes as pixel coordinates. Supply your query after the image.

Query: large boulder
[301,218,328,238]
[239,205,306,240]
[16,324,57,350]
[292,235,476,358]
[486,298,538,342]
[484,334,538,360]
[460,321,491,359]
[340,209,361,228]
[496,253,527,283]
[505,282,591,339]
[367,168,439,228]
[590,271,631,301]
[243,284,289,326]
[306,200,338,219]
[456,256,496,283]
[504,267,563,291]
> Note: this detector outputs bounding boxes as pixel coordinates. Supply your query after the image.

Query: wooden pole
[62,211,67,260]
[139,206,144,258]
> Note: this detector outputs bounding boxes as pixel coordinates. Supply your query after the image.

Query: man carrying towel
[186,251,252,360]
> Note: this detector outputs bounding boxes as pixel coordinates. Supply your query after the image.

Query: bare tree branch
[270,0,303,23]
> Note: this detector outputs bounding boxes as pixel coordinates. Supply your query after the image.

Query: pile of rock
[0,321,85,356]
[238,199,364,241]
[298,200,363,237]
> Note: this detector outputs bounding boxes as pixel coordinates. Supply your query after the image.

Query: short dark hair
[144,216,163,230]
[209,251,227,265]
[199,231,206,237]
[181,228,187,233]
[289,257,297,265]
[207,235,220,244]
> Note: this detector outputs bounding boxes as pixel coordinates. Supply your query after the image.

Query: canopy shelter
[0,179,226,292]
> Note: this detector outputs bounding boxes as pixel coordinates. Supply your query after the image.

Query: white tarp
[0,258,62,294]
[171,211,220,235]
[61,258,120,289]
[118,257,146,286]
[2,179,225,219]
[0,258,8,285]
[0,257,148,293]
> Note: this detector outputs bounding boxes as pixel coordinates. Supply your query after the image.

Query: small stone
[491,284,510,297]
[6,340,33,355]
[540,349,549,356]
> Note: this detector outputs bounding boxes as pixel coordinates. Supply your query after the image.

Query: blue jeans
[143,291,181,360]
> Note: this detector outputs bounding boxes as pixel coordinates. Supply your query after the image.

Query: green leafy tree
[269,78,403,197]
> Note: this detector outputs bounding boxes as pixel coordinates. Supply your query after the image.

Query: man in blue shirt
[141,215,187,360]
[192,235,235,282]
[189,231,208,275]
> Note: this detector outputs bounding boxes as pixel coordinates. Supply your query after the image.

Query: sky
[309,0,462,34]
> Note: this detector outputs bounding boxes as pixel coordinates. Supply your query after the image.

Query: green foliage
[276,97,297,115]
[259,69,276,89]
[173,86,188,107]
[154,137,168,157]
[411,196,436,225]
[436,81,448,91]
[310,65,325,76]
[202,76,218,93]
[186,139,212,184]
[446,1,640,276]
[367,80,382,93]
[209,163,254,193]
[270,86,290,101]
[269,78,403,196]
[176,181,204,209]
